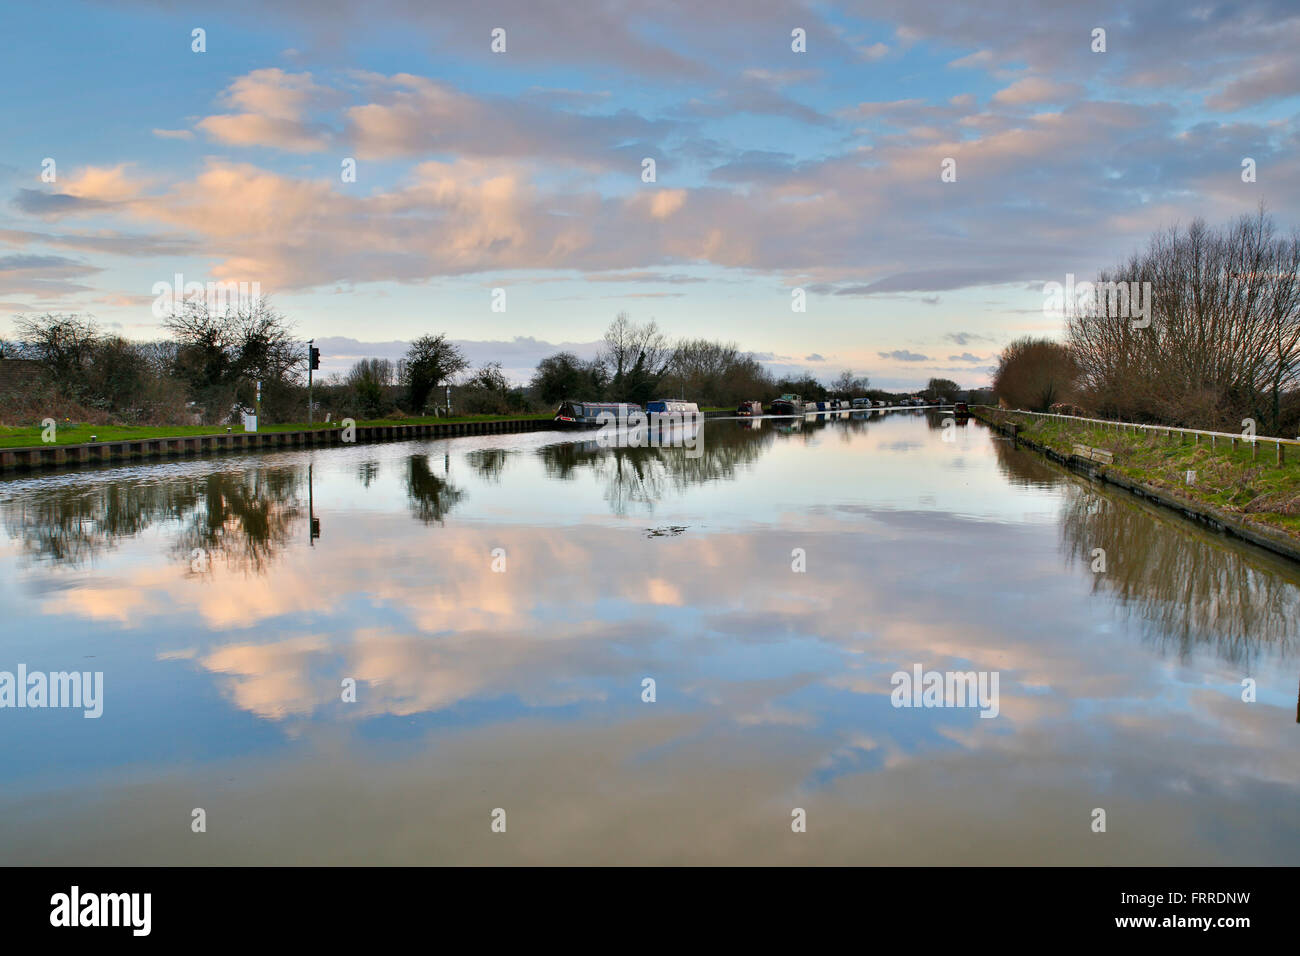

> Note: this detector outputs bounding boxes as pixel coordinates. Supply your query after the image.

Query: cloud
[877,350,931,362]
[805,353,825,362]
[17,92,1292,302]
[199,113,331,153]
[1207,56,1300,111]
[10,164,147,220]
[196,69,682,168]
[197,70,335,151]
[991,77,1082,106]
[944,332,996,346]
[851,269,1023,295]
[9,3,1300,326]
[948,49,994,69]
[11,190,111,216]
[648,189,687,220]
[582,271,704,284]
[151,129,195,141]
[740,68,820,87]
[0,228,197,258]
[0,252,102,298]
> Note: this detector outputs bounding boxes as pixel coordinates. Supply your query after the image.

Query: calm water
[1,411,1296,864]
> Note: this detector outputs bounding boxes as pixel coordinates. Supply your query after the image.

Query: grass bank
[0,406,736,449]
[0,412,555,449]
[981,408,1300,539]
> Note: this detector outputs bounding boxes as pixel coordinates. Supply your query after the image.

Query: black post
[307,340,321,424]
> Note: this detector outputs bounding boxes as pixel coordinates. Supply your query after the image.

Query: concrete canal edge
[974,409,1300,565]
[0,409,738,476]
[0,417,559,474]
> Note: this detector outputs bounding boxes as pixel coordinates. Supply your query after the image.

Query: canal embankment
[0,417,558,473]
[976,407,1300,563]
[0,409,741,474]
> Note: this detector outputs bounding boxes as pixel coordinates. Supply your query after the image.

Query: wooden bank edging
[975,410,1300,565]
[0,418,558,474]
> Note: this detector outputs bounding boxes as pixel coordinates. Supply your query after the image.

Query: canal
[0,410,1296,863]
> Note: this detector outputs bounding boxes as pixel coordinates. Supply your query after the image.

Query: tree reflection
[173,469,304,575]
[534,414,883,514]
[4,481,195,566]
[465,448,512,484]
[3,466,305,575]
[991,432,1067,489]
[537,420,778,515]
[406,454,465,525]
[1058,483,1300,666]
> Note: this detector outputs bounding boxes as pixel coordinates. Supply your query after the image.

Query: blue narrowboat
[554,401,642,428]
[645,399,700,416]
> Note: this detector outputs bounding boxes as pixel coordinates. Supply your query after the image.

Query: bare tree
[832,369,870,395]
[993,338,1078,411]
[13,313,100,394]
[403,334,468,412]
[599,313,675,405]
[347,358,396,388]
[925,377,959,401]
[1068,207,1300,430]
[163,295,301,418]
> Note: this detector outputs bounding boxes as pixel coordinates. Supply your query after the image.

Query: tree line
[994,207,1300,436]
[3,302,975,427]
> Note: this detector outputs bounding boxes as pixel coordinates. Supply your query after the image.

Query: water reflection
[992,433,1067,489]
[536,424,775,515]
[1,415,1297,864]
[4,468,303,574]
[406,454,465,525]
[465,448,513,483]
[535,413,891,514]
[1059,481,1300,665]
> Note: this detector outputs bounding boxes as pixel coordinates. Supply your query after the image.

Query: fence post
[1278,442,1285,467]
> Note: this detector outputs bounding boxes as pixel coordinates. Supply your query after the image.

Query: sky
[2,0,1299,389]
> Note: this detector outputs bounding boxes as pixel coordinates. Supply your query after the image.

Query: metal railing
[976,405,1300,449]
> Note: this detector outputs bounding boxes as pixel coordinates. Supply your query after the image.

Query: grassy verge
[983,409,1300,537]
[0,412,555,449]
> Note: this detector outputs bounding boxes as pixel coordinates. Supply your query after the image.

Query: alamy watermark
[151,273,263,318]
[50,886,150,936]
[595,407,704,458]
[0,664,103,718]
[1043,273,1151,328]
[890,663,1000,718]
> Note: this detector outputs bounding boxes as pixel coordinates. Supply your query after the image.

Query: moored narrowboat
[737,400,763,416]
[554,400,642,428]
[645,399,700,416]
[769,393,802,415]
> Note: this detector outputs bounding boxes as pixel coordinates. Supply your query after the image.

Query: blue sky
[3,0,1299,387]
